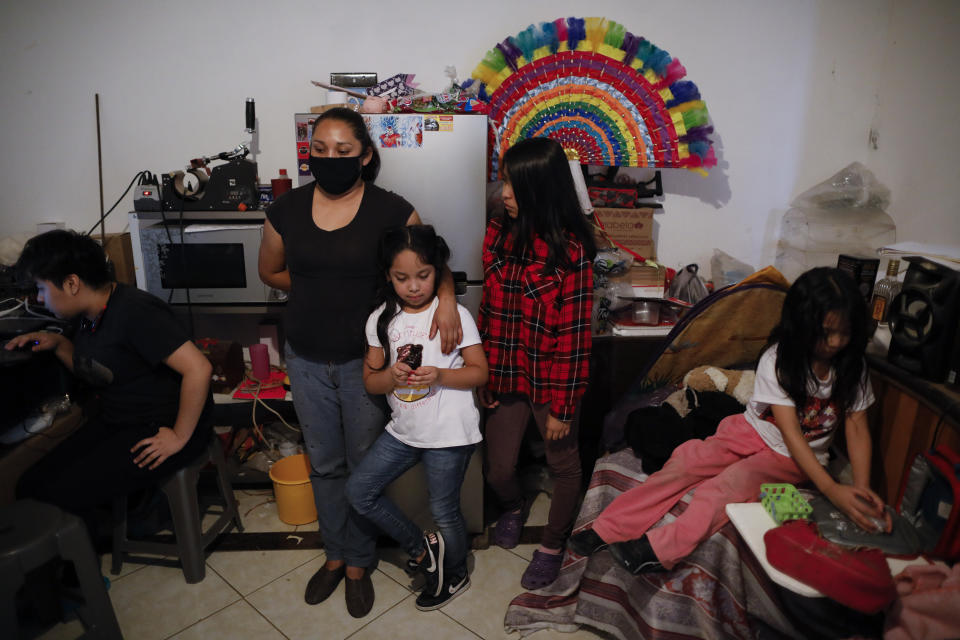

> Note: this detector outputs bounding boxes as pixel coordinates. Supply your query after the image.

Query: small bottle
[271,169,293,199]
[870,259,902,326]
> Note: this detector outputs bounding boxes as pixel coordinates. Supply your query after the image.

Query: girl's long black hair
[370,224,450,370]
[764,267,869,415]
[497,137,596,273]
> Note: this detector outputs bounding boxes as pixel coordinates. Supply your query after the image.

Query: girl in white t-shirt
[346,224,488,611]
[569,267,892,574]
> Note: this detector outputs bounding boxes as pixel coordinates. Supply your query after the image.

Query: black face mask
[309,156,363,195]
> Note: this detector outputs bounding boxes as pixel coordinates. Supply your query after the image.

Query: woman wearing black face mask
[258,108,462,618]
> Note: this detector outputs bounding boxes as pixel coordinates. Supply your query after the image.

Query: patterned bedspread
[504,449,804,639]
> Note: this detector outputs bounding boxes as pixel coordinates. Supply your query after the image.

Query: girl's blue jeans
[346,430,475,577]
[284,343,387,568]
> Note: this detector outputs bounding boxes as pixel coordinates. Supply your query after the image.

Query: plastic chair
[0,499,123,639]
[111,437,243,583]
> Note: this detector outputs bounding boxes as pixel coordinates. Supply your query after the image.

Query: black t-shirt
[267,181,413,362]
[72,283,212,428]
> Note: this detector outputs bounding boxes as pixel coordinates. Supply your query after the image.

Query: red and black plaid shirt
[477,217,593,421]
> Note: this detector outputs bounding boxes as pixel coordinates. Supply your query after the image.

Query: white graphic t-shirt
[745,345,874,464]
[365,297,482,448]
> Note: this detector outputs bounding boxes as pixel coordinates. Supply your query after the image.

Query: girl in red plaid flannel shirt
[478,137,596,589]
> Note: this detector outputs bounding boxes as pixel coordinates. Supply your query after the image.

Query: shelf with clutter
[590,202,684,337]
[461,16,722,340]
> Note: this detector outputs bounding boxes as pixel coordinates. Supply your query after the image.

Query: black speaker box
[887,256,960,383]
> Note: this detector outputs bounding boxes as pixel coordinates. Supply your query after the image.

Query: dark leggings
[483,394,582,550]
[16,416,211,539]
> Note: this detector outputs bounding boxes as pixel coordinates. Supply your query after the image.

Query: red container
[271,169,293,199]
[249,343,270,380]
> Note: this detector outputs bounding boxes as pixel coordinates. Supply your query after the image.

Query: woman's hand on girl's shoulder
[431,295,463,355]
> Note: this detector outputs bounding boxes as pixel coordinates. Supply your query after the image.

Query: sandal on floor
[521,550,563,590]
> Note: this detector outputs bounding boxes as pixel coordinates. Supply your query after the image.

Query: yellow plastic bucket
[269,453,317,525]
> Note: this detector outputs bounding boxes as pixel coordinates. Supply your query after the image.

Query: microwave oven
[129,211,286,305]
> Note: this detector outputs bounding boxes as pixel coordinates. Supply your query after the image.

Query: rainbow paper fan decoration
[468,17,717,177]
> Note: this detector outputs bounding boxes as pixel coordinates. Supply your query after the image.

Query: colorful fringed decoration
[470,17,717,178]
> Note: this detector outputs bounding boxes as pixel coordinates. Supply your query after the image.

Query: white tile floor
[38,490,605,640]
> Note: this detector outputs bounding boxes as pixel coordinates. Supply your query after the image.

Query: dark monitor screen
[158,243,247,289]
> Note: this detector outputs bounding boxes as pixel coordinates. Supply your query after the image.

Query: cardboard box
[607,263,666,298]
[593,207,656,259]
[100,232,135,285]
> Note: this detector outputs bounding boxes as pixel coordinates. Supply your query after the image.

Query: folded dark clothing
[625,389,744,473]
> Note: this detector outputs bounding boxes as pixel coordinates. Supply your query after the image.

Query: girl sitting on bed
[569,267,891,573]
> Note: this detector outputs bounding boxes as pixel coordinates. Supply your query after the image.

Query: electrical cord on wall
[84,170,155,236]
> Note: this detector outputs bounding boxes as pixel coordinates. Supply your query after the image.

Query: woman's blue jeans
[346,431,475,577]
[284,343,387,568]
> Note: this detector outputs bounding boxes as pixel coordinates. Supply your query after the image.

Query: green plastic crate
[759,483,812,524]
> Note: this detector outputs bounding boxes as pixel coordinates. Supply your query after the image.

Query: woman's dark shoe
[567,528,609,557]
[609,536,667,574]
[304,564,346,605]
[345,571,375,618]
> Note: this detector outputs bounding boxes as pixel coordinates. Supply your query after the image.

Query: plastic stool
[0,499,123,639]
[111,437,243,583]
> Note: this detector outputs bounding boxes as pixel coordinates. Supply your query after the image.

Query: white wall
[867,0,960,247]
[1,0,955,275]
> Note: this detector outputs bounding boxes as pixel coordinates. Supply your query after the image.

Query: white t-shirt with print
[744,345,874,464]
[365,297,482,448]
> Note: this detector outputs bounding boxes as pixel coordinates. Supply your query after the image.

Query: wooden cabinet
[868,356,960,503]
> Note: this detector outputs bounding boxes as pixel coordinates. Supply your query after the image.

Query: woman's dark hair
[764,267,869,415]
[370,224,450,370]
[15,229,113,289]
[497,136,597,272]
[312,107,380,182]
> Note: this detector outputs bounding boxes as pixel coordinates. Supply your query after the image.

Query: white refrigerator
[294,113,488,316]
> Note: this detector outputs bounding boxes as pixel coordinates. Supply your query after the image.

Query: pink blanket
[885,563,960,640]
